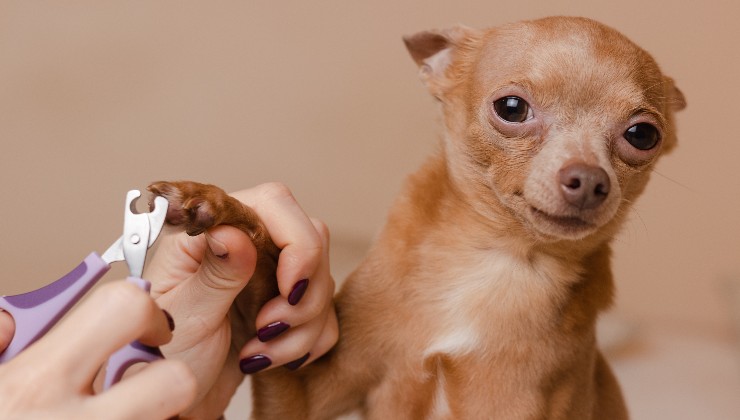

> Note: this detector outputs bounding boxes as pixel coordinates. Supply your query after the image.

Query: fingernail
[239,354,272,374]
[288,278,309,306]
[163,310,175,332]
[285,352,310,371]
[257,321,290,342]
[205,232,229,259]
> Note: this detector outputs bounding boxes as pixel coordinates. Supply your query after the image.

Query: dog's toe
[148,181,225,236]
[182,197,216,236]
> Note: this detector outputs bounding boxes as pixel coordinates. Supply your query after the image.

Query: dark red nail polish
[288,279,309,306]
[239,354,272,374]
[257,321,290,342]
[285,352,310,371]
[163,310,175,332]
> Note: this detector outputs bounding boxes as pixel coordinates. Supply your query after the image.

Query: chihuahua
[151,16,685,419]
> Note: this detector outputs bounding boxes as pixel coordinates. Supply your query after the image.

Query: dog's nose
[558,162,610,210]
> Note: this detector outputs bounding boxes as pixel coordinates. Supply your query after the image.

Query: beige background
[1,1,739,418]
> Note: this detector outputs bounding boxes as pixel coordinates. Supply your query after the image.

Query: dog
[151,16,685,419]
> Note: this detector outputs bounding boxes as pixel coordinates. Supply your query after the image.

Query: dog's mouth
[527,206,596,237]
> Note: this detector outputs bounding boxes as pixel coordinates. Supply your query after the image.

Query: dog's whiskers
[606,198,650,244]
[650,168,694,193]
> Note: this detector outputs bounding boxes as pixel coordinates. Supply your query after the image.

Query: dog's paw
[149,180,278,259]
[148,181,236,236]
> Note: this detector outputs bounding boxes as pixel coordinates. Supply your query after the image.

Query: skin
[146,183,338,417]
[0,182,338,419]
[0,281,197,419]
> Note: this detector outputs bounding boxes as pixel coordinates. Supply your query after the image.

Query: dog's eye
[493,96,532,123]
[624,123,660,150]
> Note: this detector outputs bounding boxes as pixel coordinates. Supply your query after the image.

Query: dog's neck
[381,151,616,322]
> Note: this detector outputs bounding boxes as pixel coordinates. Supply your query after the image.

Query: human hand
[0,310,13,355]
[0,281,196,419]
[144,182,338,417]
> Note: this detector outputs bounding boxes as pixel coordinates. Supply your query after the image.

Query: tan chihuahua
[152,16,685,419]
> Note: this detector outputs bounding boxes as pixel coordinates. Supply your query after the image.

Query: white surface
[609,323,740,420]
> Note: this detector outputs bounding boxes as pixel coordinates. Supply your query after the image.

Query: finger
[154,225,258,333]
[231,183,323,299]
[88,360,196,419]
[311,307,339,360]
[254,218,335,338]
[238,302,338,374]
[0,309,15,353]
[238,310,326,374]
[281,304,339,371]
[28,281,173,386]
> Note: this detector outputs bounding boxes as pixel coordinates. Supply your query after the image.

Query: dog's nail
[163,310,175,332]
[285,353,311,371]
[257,321,290,342]
[288,279,309,306]
[239,354,272,374]
[205,232,229,259]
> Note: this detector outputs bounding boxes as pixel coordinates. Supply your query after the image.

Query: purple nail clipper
[0,190,169,389]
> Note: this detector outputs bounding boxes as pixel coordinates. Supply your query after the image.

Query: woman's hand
[145,182,338,417]
[0,309,13,355]
[0,281,196,419]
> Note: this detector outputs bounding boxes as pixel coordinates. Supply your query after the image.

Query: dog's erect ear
[403,26,477,98]
[664,76,686,111]
[659,76,686,154]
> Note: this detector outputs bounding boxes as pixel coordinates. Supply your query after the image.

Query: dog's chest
[401,248,583,416]
[373,251,578,418]
[416,247,576,349]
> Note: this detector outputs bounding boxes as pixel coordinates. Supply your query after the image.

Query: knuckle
[98,282,151,325]
[303,241,324,262]
[100,282,146,309]
[166,360,198,396]
[302,299,324,320]
[303,289,333,320]
[310,218,330,243]
[201,261,249,290]
[257,181,295,203]
[282,244,322,277]
[320,313,339,349]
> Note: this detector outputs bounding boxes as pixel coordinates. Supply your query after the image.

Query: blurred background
[1,1,738,418]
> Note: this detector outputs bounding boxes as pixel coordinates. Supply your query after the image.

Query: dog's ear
[403,26,477,98]
[664,76,686,111]
[660,76,686,153]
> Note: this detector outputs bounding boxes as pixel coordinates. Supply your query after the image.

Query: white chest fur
[416,247,580,416]
[421,247,576,349]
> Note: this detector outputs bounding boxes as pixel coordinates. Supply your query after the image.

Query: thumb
[155,225,258,325]
[198,225,258,293]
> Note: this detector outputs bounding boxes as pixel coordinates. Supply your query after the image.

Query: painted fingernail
[288,278,309,306]
[163,310,175,332]
[257,321,290,342]
[285,352,311,371]
[205,232,229,259]
[239,354,272,374]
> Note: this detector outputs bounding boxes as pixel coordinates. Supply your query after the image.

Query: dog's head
[405,17,685,244]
